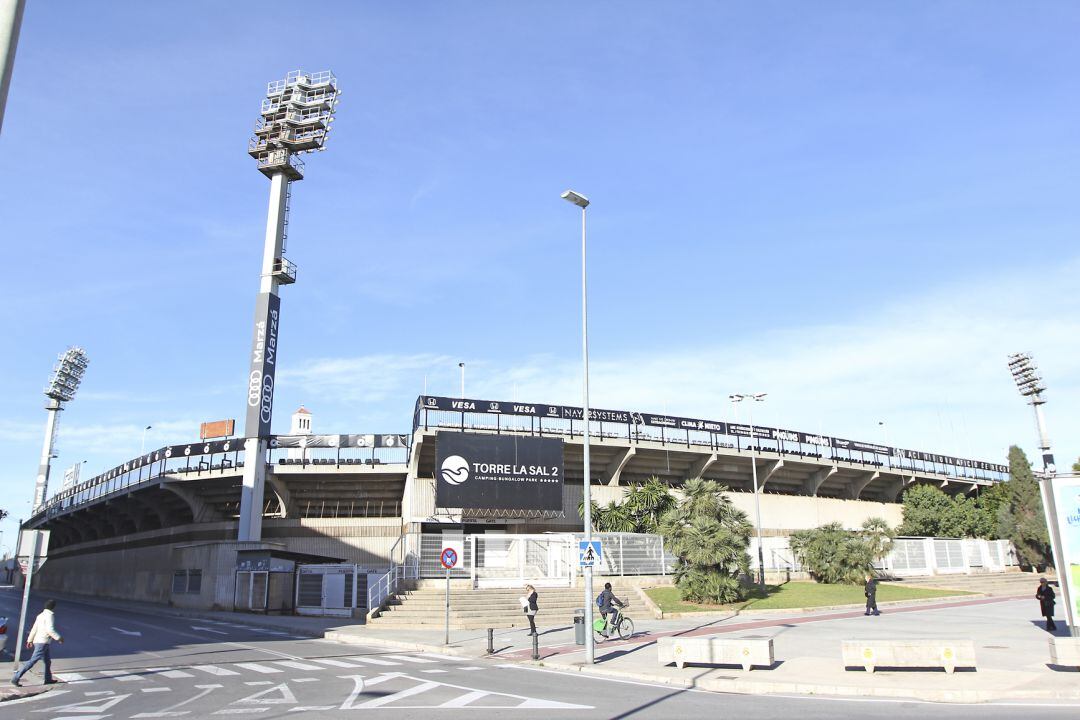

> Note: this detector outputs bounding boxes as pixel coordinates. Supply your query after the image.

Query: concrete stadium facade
[24,396,1008,611]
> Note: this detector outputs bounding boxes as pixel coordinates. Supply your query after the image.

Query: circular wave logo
[441,455,470,486]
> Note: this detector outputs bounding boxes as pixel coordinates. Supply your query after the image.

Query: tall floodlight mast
[238,70,339,542]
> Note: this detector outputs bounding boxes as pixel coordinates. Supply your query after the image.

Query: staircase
[889,570,1047,597]
[369,584,636,629]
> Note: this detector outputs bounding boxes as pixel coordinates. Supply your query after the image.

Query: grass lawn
[646,581,974,614]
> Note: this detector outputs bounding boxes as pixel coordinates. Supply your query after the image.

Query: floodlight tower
[34,347,89,512]
[1007,352,1055,476]
[238,70,339,542]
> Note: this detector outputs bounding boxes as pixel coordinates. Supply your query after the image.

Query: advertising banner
[1050,476,1080,630]
[435,432,564,511]
[244,292,281,439]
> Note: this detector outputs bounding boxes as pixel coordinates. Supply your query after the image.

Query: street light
[140,425,153,455]
[459,362,465,399]
[238,70,340,543]
[0,0,26,135]
[730,392,767,586]
[1007,353,1054,475]
[561,187,594,664]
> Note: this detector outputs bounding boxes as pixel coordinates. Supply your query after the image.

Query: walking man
[1036,577,1057,632]
[864,575,880,616]
[12,599,63,687]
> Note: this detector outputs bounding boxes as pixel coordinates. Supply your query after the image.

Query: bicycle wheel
[616,616,635,641]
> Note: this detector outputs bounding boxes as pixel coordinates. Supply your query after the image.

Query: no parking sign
[440,547,458,569]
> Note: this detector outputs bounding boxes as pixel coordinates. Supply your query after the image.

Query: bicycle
[592,603,634,642]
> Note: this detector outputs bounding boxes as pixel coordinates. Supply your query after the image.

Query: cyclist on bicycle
[597,582,625,637]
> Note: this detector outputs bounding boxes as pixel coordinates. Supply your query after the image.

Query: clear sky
[2,2,1078,549]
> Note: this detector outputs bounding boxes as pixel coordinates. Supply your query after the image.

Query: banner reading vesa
[435,432,564,511]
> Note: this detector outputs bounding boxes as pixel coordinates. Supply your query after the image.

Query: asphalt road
[0,589,1077,719]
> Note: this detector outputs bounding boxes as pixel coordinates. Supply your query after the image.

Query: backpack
[596,592,605,609]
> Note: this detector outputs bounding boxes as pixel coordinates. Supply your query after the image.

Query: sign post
[13,529,49,668]
[440,545,460,646]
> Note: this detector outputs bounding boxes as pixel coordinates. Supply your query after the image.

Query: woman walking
[523,584,539,636]
[1036,577,1057,632]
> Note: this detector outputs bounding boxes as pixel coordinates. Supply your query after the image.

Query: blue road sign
[440,547,459,569]
[578,540,602,567]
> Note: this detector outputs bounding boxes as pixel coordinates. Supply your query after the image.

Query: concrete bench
[1049,637,1080,670]
[658,636,774,671]
[841,639,976,674]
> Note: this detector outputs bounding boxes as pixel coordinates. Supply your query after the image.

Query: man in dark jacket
[597,583,625,636]
[864,575,880,616]
[1036,578,1056,631]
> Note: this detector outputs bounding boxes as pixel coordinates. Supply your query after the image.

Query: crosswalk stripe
[382,654,439,664]
[153,669,195,679]
[440,690,492,708]
[353,681,440,708]
[235,663,282,674]
[99,669,145,681]
[312,658,362,668]
[192,665,241,676]
[55,672,89,684]
[273,660,324,671]
[343,656,400,666]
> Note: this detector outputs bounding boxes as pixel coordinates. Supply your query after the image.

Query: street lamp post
[730,393,767,586]
[140,425,152,455]
[561,188,595,664]
[459,362,465,399]
[0,0,26,135]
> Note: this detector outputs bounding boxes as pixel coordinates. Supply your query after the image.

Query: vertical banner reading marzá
[244,292,281,439]
[1051,477,1080,630]
[436,432,564,511]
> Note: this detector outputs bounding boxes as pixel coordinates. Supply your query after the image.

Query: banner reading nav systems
[436,433,564,511]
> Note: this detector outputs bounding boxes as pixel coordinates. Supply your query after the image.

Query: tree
[998,445,1052,568]
[1073,457,1080,474]
[898,484,954,536]
[898,483,1002,539]
[789,520,893,584]
[658,478,752,604]
[578,477,676,533]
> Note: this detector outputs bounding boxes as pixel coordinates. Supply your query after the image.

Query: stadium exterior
[24,395,1011,613]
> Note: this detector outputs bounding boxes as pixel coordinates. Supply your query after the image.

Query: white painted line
[312,657,363,668]
[293,678,319,683]
[213,710,269,715]
[235,663,282,674]
[55,672,89,684]
[382,654,439,664]
[440,690,491,708]
[85,691,115,696]
[343,655,401,666]
[191,665,241,677]
[459,666,483,671]
[131,683,222,718]
[154,669,195,679]
[141,687,172,693]
[289,707,334,712]
[99,669,145,681]
[421,669,448,674]
[244,681,273,686]
[273,660,324,671]
[351,681,441,708]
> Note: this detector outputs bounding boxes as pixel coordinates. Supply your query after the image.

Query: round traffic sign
[440,547,458,569]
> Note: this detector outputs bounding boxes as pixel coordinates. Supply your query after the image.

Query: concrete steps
[889,571,1045,597]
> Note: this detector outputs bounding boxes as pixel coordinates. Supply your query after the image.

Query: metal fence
[751,536,1017,576]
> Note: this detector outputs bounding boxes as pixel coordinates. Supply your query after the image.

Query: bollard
[532,632,539,661]
[487,628,494,655]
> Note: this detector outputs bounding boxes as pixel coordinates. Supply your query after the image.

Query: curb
[323,631,476,659]
[655,592,994,620]
[0,685,52,703]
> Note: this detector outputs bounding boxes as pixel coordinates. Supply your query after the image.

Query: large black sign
[416,395,1009,474]
[244,292,281,439]
[435,432,564,511]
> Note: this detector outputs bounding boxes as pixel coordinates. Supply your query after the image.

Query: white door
[323,573,347,609]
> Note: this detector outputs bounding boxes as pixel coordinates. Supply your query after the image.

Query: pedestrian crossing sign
[578,540,602,567]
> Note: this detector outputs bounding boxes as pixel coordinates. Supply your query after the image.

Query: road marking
[312,657,362,668]
[289,706,334,712]
[235,663,282,674]
[382,654,439,664]
[213,710,269,715]
[152,669,195,679]
[99,669,145,681]
[459,666,483,671]
[191,665,240,676]
[233,682,297,705]
[350,680,441,708]
[85,691,115,696]
[292,678,318,683]
[191,626,229,635]
[421,669,448,674]
[34,692,133,714]
[393,673,594,710]
[343,655,400,666]
[273,660,324,671]
[111,626,143,637]
[245,681,273,686]
[131,684,221,718]
[439,690,491,708]
[55,672,90,683]
[142,687,172,693]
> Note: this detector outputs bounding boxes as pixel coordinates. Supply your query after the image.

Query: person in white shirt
[12,599,63,687]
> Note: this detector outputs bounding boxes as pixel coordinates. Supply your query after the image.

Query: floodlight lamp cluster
[249,70,340,179]
[1008,352,1046,399]
[45,346,89,402]
[730,393,767,402]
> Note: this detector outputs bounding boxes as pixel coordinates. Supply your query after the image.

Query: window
[172,569,203,594]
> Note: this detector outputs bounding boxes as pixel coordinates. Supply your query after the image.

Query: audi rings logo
[440,455,470,485]
[260,375,274,424]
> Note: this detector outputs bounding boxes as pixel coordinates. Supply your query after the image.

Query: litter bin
[573,608,586,645]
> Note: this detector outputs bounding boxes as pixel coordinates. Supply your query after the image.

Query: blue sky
[2,1,1079,547]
